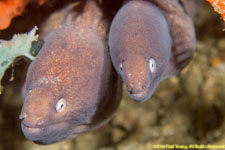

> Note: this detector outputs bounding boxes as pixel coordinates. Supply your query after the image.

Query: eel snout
[122,59,151,102]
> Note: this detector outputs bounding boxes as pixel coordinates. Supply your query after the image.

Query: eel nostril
[19,113,27,120]
[142,85,147,90]
[37,119,45,126]
[37,121,43,126]
[129,90,134,94]
[127,82,148,94]
[127,83,134,90]
[127,86,133,93]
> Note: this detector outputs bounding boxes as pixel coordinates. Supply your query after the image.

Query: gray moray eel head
[109,0,172,102]
[19,23,121,145]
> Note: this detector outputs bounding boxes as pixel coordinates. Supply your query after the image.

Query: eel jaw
[21,120,82,145]
[126,80,156,102]
[127,87,152,102]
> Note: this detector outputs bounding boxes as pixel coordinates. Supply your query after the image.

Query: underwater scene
[0,0,225,150]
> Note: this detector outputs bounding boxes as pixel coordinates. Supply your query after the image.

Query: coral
[0,0,46,30]
[0,26,39,94]
[207,0,225,21]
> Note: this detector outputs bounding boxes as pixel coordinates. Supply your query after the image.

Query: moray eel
[19,0,121,145]
[109,0,195,102]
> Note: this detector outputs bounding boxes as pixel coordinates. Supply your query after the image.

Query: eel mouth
[128,88,150,102]
[127,81,155,102]
[21,122,43,136]
[21,120,86,145]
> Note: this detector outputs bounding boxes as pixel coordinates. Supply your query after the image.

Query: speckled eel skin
[19,0,122,145]
[109,0,196,102]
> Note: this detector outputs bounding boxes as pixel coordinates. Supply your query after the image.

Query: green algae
[0,26,41,94]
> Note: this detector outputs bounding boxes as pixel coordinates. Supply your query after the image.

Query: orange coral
[0,0,46,30]
[207,0,225,21]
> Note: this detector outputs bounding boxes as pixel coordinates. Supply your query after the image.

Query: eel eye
[119,63,123,71]
[149,58,156,73]
[56,98,66,113]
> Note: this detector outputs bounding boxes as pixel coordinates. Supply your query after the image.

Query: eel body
[109,0,196,102]
[19,0,122,145]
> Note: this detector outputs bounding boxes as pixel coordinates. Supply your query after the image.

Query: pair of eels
[19,0,196,145]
